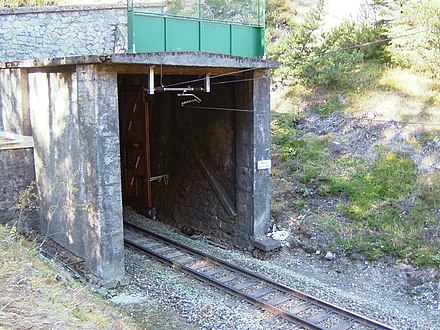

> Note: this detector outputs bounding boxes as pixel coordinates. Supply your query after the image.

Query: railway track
[124,221,395,330]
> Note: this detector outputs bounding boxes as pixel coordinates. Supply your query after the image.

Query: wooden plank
[289,303,311,314]
[217,275,238,283]
[251,287,274,298]
[175,257,194,265]
[233,282,258,290]
[154,247,174,254]
[306,312,331,324]
[145,243,161,250]
[166,252,185,259]
[329,321,352,330]
[267,295,292,306]
[189,262,209,270]
[203,269,222,276]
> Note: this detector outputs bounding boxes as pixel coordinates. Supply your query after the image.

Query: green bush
[267,0,388,88]
[271,113,303,160]
[382,0,440,78]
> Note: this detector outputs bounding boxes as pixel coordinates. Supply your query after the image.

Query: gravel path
[105,210,440,330]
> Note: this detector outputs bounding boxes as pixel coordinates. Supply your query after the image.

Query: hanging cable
[162,67,258,88]
[147,28,435,90]
[211,77,266,85]
[285,28,432,64]
[182,105,254,113]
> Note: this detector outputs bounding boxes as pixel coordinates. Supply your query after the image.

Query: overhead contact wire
[162,67,258,88]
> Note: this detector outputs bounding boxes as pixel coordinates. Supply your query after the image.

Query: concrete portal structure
[0,52,277,285]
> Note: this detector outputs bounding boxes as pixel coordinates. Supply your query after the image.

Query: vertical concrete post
[76,64,125,286]
[235,69,272,249]
[235,74,254,248]
[252,69,271,240]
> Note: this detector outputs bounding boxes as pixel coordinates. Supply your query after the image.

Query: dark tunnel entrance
[118,70,255,245]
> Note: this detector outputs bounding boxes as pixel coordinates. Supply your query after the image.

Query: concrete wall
[0,57,274,282]
[235,69,272,247]
[0,65,125,285]
[147,79,238,244]
[28,67,85,255]
[75,64,125,284]
[0,147,36,227]
[0,69,31,135]
[0,5,127,62]
[251,69,272,240]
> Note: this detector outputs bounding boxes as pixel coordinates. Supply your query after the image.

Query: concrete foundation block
[253,237,282,252]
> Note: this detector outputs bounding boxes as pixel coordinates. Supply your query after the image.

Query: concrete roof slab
[0,52,279,70]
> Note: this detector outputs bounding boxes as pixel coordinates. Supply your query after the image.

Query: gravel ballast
[105,209,440,330]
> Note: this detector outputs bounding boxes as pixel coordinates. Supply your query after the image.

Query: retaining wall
[0,4,127,62]
[0,141,35,229]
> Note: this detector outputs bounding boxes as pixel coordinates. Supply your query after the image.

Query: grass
[0,224,140,330]
[330,149,439,265]
[349,67,440,126]
[270,64,440,267]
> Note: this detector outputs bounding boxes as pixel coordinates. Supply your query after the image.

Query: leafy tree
[266,0,296,30]
[268,0,386,88]
[380,0,440,78]
[203,0,259,23]
[165,0,198,17]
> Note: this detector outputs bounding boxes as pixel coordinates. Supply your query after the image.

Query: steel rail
[125,238,325,329]
[124,221,395,330]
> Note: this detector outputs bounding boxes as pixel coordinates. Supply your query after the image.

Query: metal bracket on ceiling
[146,66,211,95]
[147,65,155,95]
[178,92,202,106]
[204,73,211,93]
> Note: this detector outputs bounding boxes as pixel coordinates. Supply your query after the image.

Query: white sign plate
[257,159,272,170]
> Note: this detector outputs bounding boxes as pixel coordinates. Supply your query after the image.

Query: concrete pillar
[235,75,254,247]
[236,69,275,250]
[252,69,271,240]
[76,64,125,285]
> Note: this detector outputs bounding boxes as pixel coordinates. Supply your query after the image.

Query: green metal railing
[127,0,265,58]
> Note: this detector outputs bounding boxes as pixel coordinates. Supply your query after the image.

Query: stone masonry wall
[0,5,127,62]
[0,148,36,226]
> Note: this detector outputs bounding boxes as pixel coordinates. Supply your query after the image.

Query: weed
[325,149,440,266]
[13,181,38,235]
[334,150,417,222]
[271,113,304,160]
[432,254,440,266]
[0,224,138,329]
[309,95,344,116]
[271,64,439,266]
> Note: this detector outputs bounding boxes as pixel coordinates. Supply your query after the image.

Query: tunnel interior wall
[119,73,253,245]
[153,79,240,242]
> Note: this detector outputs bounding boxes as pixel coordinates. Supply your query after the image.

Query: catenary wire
[285,28,432,64]
[160,28,433,87]
[181,105,254,112]
[162,67,258,88]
